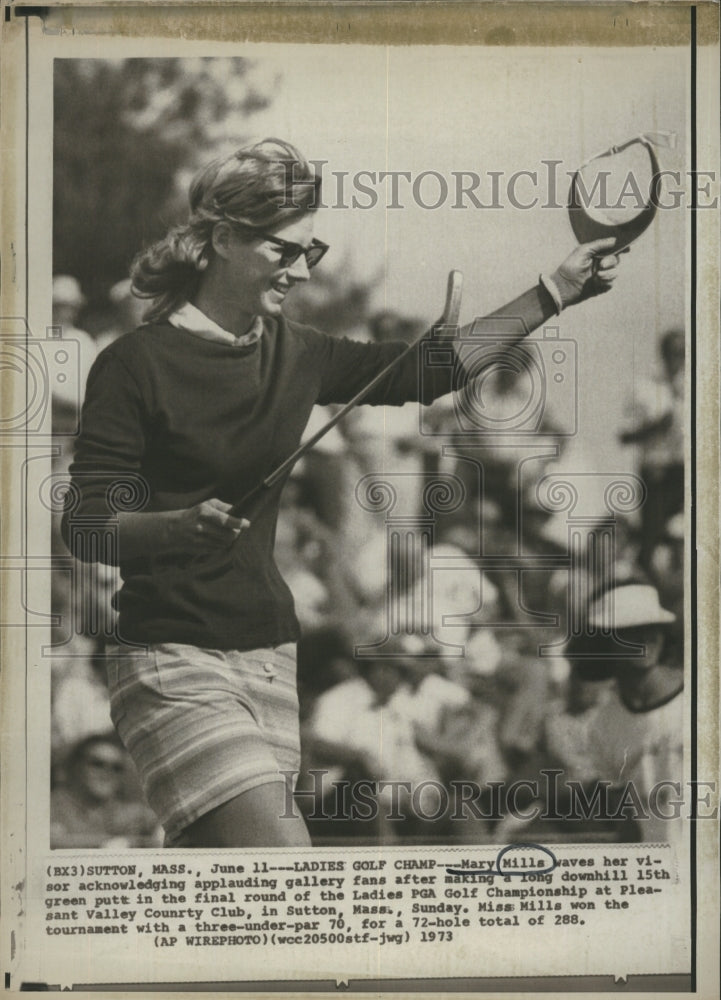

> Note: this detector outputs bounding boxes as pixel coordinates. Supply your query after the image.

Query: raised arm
[466,236,621,338]
[313,237,623,409]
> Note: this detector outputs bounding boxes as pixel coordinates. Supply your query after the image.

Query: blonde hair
[131,138,320,323]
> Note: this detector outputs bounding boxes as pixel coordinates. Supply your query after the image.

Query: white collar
[168,301,263,347]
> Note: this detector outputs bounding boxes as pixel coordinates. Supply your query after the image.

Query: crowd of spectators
[49,274,685,849]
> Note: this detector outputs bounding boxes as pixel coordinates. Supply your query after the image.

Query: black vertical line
[24,15,29,316]
[23,11,30,874]
[689,4,697,993]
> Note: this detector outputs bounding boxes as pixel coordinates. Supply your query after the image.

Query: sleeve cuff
[539,273,564,316]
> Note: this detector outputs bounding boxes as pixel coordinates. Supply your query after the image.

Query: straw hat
[587,583,675,630]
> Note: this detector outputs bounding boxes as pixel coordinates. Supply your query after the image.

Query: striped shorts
[106,642,300,843]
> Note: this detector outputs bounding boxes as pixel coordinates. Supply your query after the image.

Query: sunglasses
[85,756,124,774]
[256,233,329,270]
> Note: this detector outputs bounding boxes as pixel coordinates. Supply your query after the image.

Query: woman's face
[77,742,125,802]
[618,625,665,670]
[216,214,315,318]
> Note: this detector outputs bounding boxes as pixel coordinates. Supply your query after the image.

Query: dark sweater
[62,315,464,650]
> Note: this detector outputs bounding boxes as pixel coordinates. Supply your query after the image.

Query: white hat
[53,274,85,307]
[587,583,675,630]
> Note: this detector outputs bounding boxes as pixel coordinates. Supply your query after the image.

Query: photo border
[1,3,718,996]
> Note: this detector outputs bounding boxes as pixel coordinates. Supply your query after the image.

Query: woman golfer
[63,138,622,848]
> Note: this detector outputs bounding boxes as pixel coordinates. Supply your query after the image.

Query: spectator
[51,643,115,755]
[496,629,553,775]
[619,328,685,568]
[648,512,684,667]
[51,734,161,848]
[553,580,683,842]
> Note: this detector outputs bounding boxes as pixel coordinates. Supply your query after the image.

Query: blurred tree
[53,58,278,307]
[284,253,383,339]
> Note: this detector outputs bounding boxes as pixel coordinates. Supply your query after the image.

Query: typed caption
[33,844,688,987]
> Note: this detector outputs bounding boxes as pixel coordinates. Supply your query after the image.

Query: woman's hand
[165,499,250,554]
[115,501,250,562]
[551,237,625,307]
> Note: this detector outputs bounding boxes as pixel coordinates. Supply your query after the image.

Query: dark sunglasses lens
[280,246,302,268]
[306,245,327,269]
[273,238,327,269]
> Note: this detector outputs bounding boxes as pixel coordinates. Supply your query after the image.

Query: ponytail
[130,226,208,324]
